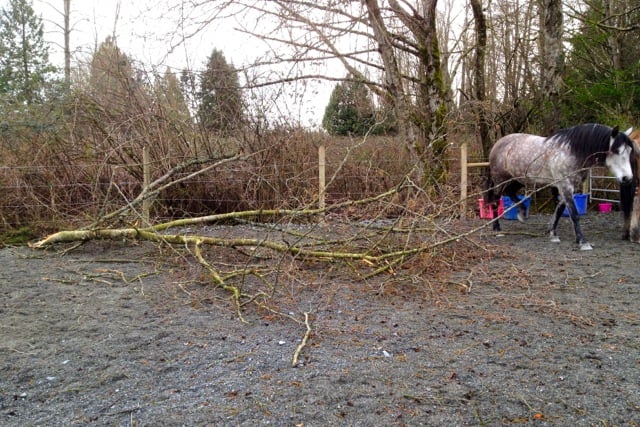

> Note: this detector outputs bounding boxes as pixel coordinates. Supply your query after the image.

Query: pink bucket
[598,202,613,213]
[478,198,504,219]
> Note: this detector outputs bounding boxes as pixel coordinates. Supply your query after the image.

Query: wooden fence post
[142,146,151,224]
[460,142,489,219]
[460,142,468,218]
[318,144,326,216]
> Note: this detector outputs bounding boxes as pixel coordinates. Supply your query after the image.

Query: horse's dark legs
[549,188,591,250]
[489,198,501,231]
[548,187,563,242]
[485,173,502,232]
[491,206,502,231]
[488,179,524,232]
[549,200,565,243]
[503,182,526,223]
[620,180,635,240]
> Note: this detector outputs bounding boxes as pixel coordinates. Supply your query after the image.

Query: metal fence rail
[589,167,619,204]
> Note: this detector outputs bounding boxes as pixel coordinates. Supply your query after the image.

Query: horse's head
[606,126,634,184]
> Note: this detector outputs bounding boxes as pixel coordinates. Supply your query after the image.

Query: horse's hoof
[580,242,593,251]
[550,236,561,243]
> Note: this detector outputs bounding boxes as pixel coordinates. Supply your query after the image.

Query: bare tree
[63,0,70,85]
[158,0,450,189]
[469,0,489,159]
[382,0,449,188]
[539,0,564,133]
[477,0,539,135]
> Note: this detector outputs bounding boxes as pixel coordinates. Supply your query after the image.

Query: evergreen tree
[155,68,191,122]
[564,1,640,124]
[83,36,156,171]
[89,36,139,116]
[179,69,198,115]
[0,0,56,106]
[322,78,379,136]
[197,49,244,135]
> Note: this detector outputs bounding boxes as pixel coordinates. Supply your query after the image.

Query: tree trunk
[365,0,449,190]
[407,0,449,189]
[540,0,564,134]
[470,0,490,160]
[64,0,71,86]
[364,0,424,183]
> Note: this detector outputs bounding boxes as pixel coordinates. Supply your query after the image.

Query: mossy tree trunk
[365,0,449,192]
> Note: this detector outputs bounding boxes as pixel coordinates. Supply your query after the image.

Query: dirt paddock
[1,212,639,426]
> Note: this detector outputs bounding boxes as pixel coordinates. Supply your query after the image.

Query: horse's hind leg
[504,182,526,223]
[490,198,502,232]
[485,177,502,232]
[549,200,564,243]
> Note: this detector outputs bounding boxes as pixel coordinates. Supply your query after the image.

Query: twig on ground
[292,312,312,367]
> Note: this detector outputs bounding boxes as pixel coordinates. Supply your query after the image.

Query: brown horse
[620,129,640,242]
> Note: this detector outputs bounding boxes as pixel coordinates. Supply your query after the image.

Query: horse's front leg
[563,192,592,250]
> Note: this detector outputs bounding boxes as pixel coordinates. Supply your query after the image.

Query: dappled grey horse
[486,123,634,250]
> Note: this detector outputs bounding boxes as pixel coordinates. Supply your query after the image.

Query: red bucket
[478,198,504,219]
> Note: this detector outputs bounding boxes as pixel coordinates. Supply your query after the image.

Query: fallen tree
[30,192,487,313]
[28,156,492,365]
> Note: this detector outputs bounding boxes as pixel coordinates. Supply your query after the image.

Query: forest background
[1,0,639,242]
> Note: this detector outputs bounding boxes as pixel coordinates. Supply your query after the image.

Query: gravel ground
[0,212,639,426]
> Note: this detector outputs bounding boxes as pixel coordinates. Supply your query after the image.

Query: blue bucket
[562,193,589,217]
[501,196,531,220]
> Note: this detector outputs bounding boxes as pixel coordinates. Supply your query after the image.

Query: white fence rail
[589,168,620,204]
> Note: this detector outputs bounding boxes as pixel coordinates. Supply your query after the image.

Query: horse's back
[490,133,546,157]
[489,133,547,179]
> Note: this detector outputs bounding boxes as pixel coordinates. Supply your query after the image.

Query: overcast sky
[33,1,243,69]
[26,0,330,126]
[23,1,464,127]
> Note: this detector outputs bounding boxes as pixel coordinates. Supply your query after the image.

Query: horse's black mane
[549,123,630,164]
